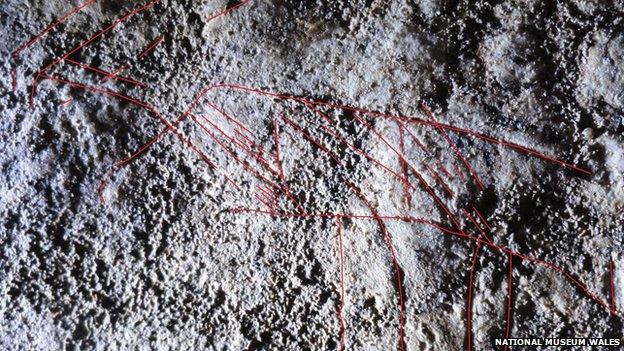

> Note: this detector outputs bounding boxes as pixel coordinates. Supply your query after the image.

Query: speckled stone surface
[1,1,622,350]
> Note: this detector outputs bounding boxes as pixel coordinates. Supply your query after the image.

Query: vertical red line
[344,180,405,351]
[12,68,17,92]
[342,111,463,231]
[504,252,514,351]
[466,242,481,351]
[398,123,411,205]
[336,217,347,351]
[610,261,617,315]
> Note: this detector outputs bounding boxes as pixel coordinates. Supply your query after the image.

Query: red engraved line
[12,68,17,92]
[219,84,590,175]
[610,261,617,315]
[99,82,590,239]
[273,118,286,180]
[120,83,591,190]
[436,161,454,180]
[454,163,467,183]
[511,252,610,310]
[277,112,406,348]
[466,241,482,351]
[425,163,454,198]
[113,86,231,168]
[224,175,242,191]
[281,114,342,165]
[97,169,112,204]
[302,101,336,125]
[65,58,146,87]
[59,97,74,106]
[41,74,222,202]
[316,118,456,229]
[272,117,306,214]
[99,0,252,170]
[398,123,412,205]
[100,65,127,82]
[89,0,250,175]
[198,111,302,212]
[462,208,492,243]
[344,180,405,351]
[191,114,294,208]
[96,85,230,189]
[243,132,268,160]
[137,35,164,59]
[254,193,275,212]
[336,216,347,351]
[257,185,276,202]
[267,87,589,176]
[94,84,597,320]
[198,114,278,175]
[206,0,252,22]
[256,184,276,201]
[203,116,256,154]
[218,126,256,157]
[235,129,255,147]
[281,114,362,215]
[316,122,405,181]
[254,192,271,205]
[401,122,429,152]
[42,77,243,197]
[298,92,592,176]
[235,207,613,314]
[345,111,463,230]
[12,0,96,57]
[255,187,277,209]
[191,114,273,181]
[421,102,485,190]
[233,137,252,153]
[473,207,492,232]
[292,109,422,226]
[230,209,468,238]
[42,74,172,139]
[504,252,514,351]
[434,122,592,176]
[207,102,254,135]
[30,0,160,107]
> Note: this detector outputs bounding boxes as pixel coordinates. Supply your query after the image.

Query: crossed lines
[10,0,619,350]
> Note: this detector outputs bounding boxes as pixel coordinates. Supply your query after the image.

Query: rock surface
[0,0,622,350]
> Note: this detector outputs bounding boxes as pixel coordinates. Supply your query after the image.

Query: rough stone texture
[0,0,622,350]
